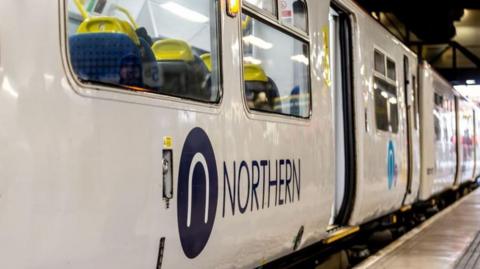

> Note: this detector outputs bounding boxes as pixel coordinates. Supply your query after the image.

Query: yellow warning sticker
[163,136,173,149]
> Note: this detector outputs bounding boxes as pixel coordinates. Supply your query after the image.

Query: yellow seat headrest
[242,16,251,31]
[201,54,212,71]
[152,39,194,62]
[77,17,140,45]
[244,64,268,82]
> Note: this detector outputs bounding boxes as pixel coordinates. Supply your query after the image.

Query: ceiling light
[243,35,273,50]
[160,2,209,23]
[466,79,476,85]
[244,56,262,65]
[291,54,309,65]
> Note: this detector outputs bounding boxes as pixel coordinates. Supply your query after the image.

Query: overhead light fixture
[160,2,209,23]
[389,97,397,104]
[291,54,309,65]
[244,56,262,65]
[243,35,273,50]
[381,91,389,99]
[466,79,476,85]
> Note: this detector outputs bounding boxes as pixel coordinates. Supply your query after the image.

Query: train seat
[136,27,154,46]
[200,53,212,72]
[69,17,143,88]
[289,86,300,116]
[244,64,281,112]
[152,39,210,100]
[139,37,162,90]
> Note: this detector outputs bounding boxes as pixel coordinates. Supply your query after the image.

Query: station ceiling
[355,0,480,85]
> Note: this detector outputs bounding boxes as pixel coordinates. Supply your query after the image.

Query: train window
[386,58,396,81]
[374,50,385,75]
[434,114,441,141]
[66,0,222,103]
[279,0,308,32]
[374,77,398,133]
[245,0,276,15]
[434,93,444,106]
[241,14,311,118]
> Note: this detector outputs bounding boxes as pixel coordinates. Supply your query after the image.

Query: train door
[329,5,356,226]
[401,56,420,204]
[474,109,480,180]
[455,96,462,185]
[402,56,413,203]
[474,110,479,180]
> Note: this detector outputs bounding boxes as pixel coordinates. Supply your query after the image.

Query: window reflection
[242,15,311,118]
[279,0,308,32]
[67,0,221,103]
[245,0,276,15]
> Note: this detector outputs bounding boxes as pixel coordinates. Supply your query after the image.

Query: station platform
[356,188,480,269]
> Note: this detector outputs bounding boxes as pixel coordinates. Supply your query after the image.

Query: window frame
[374,49,386,76]
[278,0,310,36]
[386,57,396,81]
[62,0,225,108]
[372,47,399,134]
[244,0,279,20]
[240,2,312,120]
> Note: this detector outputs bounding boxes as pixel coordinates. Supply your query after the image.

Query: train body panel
[419,64,457,199]
[0,0,334,268]
[456,98,476,184]
[474,107,480,180]
[333,0,419,226]
[0,0,479,268]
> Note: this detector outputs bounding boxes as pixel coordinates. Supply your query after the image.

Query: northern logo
[387,140,397,190]
[177,128,218,259]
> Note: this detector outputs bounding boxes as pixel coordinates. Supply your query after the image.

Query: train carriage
[1,0,335,268]
[329,0,421,227]
[0,0,478,268]
[419,63,480,200]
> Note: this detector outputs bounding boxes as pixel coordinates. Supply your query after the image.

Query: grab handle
[73,0,89,20]
[113,4,139,29]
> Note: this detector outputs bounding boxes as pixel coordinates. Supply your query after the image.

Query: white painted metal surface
[0,0,478,268]
[334,0,419,225]
[457,98,476,184]
[0,0,334,268]
[419,64,478,200]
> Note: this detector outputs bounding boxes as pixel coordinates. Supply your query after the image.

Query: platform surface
[356,188,480,269]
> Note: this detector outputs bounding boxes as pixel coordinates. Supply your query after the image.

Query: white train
[0,0,478,268]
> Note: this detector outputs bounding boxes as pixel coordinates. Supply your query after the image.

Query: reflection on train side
[242,14,311,118]
[459,104,475,175]
[433,93,457,182]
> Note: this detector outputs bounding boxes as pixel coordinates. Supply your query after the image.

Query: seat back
[152,39,210,99]
[244,64,281,112]
[69,33,143,87]
[200,53,212,72]
[139,38,162,90]
[69,17,143,87]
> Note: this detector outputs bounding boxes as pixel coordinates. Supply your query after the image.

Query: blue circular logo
[387,140,396,190]
[177,128,218,259]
